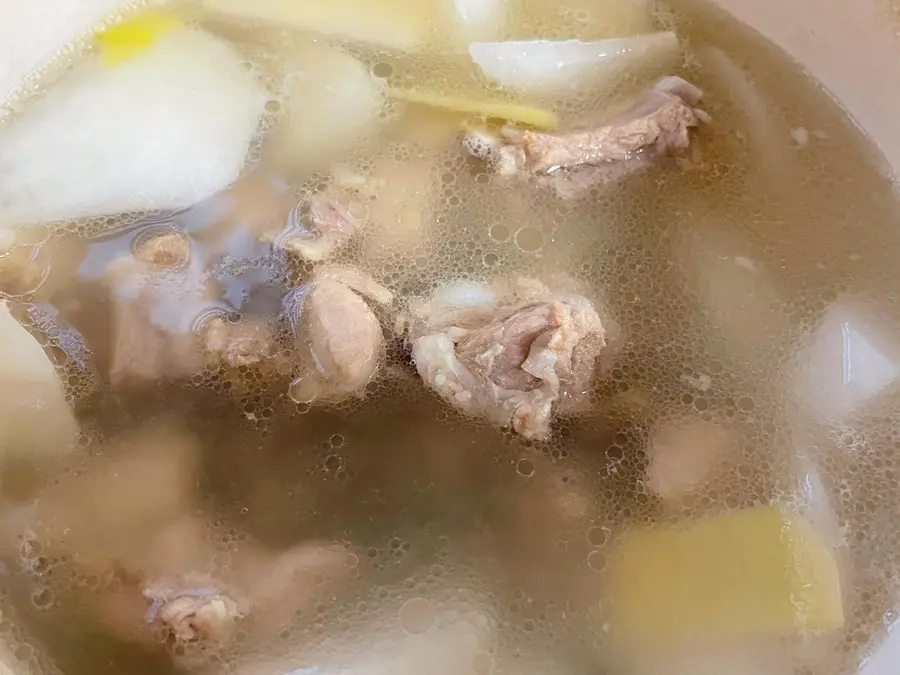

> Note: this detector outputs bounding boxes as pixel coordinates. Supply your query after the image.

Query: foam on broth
[1,1,900,675]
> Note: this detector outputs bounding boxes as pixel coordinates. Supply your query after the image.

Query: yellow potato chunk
[607,507,844,641]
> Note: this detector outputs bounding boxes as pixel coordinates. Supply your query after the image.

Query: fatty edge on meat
[0,27,268,229]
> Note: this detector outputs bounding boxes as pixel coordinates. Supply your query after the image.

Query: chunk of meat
[8,426,201,570]
[6,425,358,668]
[144,585,241,648]
[218,171,295,239]
[105,267,209,385]
[278,155,442,269]
[287,265,392,402]
[405,276,607,439]
[199,314,274,368]
[644,416,737,501]
[104,225,281,386]
[277,190,362,262]
[473,450,604,611]
[298,280,378,395]
[132,229,191,269]
[463,76,708,199]
[108,298,203,385]
[105,229,221,384]
[138,537,358,668]
[104,232,220,385]
[71,517,356,667]
[314,263,395,306]
[355,156,437,264]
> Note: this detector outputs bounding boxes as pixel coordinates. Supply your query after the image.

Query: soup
[0,1,898,675]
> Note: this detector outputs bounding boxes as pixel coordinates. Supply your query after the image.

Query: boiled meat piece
[349,156,438,265]
[286,264,393,402]
[643,416,737,501]
[474,449,603,610]
[138,538,357,668]
[276,189,363,262]
[5,425,358,668]
[405,276,607,439]
[277,155,440,269]
[12,425,202,569]
[105,271,210,384]
[144,582,241,652]
[104,228,218,385]
[200,314,274,369]
[276,154,443,274]
[463,76,708,199]
[104,225,279,385]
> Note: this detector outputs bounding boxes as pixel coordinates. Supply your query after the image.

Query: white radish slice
[453,0,506,41]
[273,40,385,173]
[0,27,268,229]
[0,0,133,104]
[0,301,79,459]
[469,32,680,96]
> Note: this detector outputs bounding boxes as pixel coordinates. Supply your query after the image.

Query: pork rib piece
[464,76,708,199]
[405,276,607,439]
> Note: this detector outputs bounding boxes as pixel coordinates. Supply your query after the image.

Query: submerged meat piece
[353,155,438,264]
[200,314,274,368]
[217,171,295,239]
[9,426,201,569]
[105,250,210,385]
[103,224,282,386]
[144,584,240,648]
[277,190,362,262]
[137,536,357,668]
[405,276,607,439]
[644,416,737,501]
[474,450,605,612]
[287,265,393,402]
[132,229,191,269]
[85,522,353,663]
[464,76,707,199]
[108,300,200,385]
[7,425,358,667]
[278,154,441,268]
